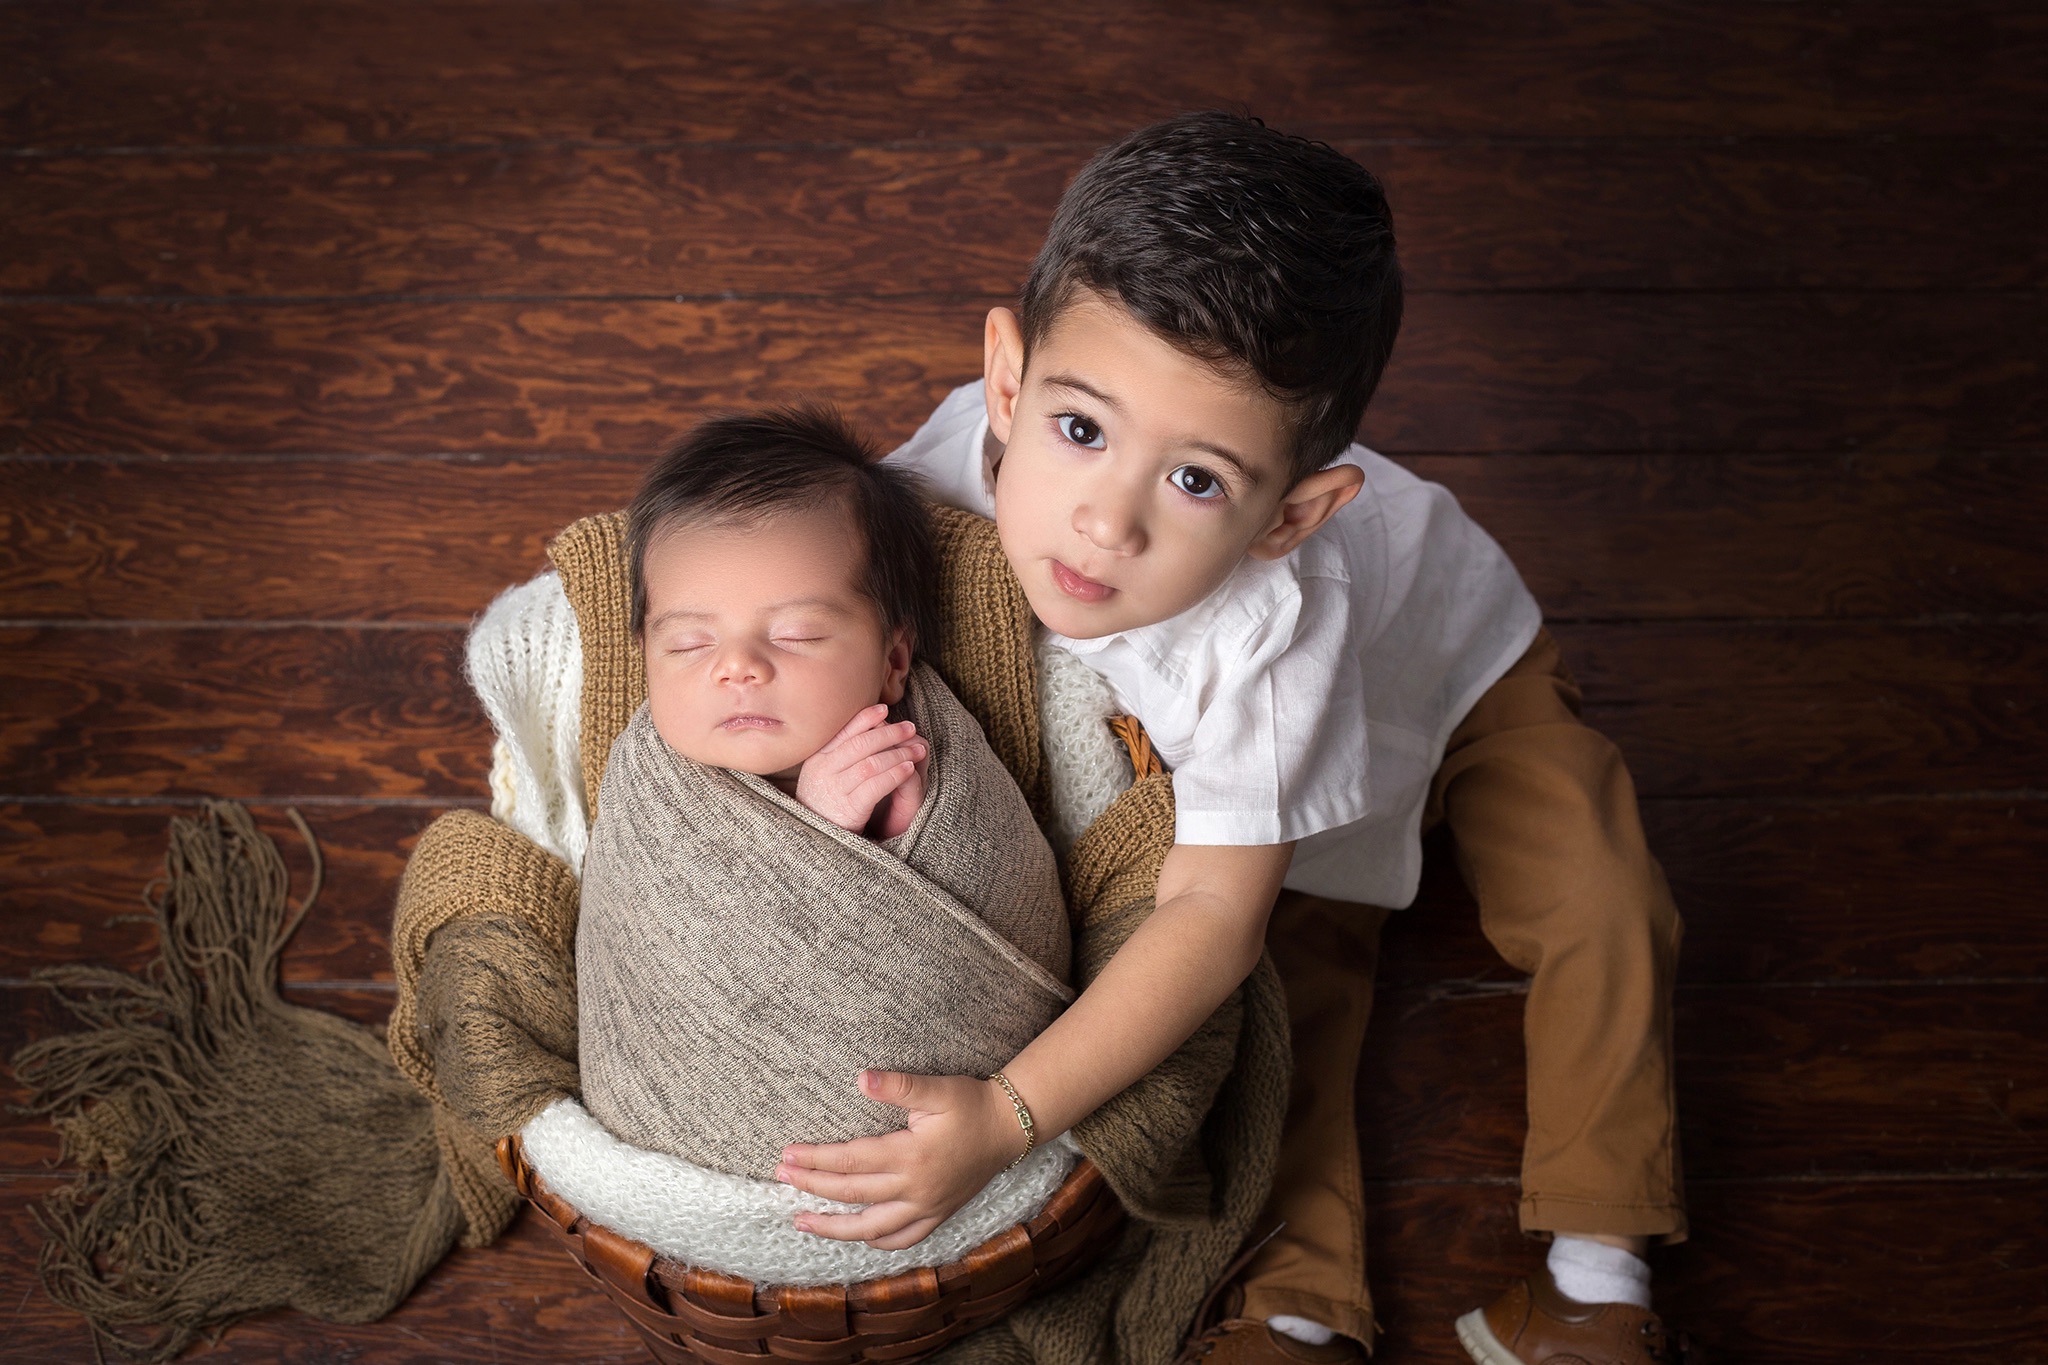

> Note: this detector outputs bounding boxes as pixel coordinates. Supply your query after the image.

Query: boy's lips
[1049,559,1115,604]
[719,714,782,731]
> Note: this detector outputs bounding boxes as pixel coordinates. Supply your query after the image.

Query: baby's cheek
[643,689,697,759]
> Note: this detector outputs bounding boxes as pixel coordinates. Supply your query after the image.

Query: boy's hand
[774,1070,1024,1249]
[795,704,928,838]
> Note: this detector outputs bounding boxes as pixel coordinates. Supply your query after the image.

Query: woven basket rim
[496,1132,1112,1297]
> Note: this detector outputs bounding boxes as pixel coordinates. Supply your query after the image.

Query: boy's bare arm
[776,840,1292,1248]
[1001,839,1293,1136]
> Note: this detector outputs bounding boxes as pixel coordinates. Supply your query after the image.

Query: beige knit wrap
[578,667,1072,1178]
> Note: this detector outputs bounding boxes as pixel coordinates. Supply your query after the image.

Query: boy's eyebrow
[1043,373,1264,485]
[1179,438,1261,486]
[1041,373,1126,414]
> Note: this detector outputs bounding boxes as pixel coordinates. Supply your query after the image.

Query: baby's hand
[795,704,928,838]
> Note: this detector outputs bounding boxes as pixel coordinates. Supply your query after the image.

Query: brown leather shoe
[1179,1311,1366,1365]
[1454,1266,1696,1364]
[1174,1223,1367,1365]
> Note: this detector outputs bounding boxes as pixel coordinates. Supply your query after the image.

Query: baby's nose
[715,649,769,684]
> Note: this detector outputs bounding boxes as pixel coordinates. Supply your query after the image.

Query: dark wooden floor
[3,3,2044,1361]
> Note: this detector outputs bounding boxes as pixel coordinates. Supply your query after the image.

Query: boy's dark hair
[1020,111,1403,482]
[626,406,940,658]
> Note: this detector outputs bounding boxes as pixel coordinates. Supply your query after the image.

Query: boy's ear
[878,624,915,705]
[1246,464,1366,561]
[983,307,1026,445]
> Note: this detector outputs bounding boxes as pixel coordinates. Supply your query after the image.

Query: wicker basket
[497,1134,1126,1364]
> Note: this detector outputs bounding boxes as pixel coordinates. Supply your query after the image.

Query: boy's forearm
[998,841,1292,1141]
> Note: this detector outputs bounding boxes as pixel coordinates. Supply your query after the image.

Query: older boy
[775,114,1688,1365]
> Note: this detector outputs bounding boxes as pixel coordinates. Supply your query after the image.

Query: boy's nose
[1072,494,1146,556]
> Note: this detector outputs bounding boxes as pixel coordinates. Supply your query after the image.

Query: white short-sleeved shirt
[888,381,1543,909]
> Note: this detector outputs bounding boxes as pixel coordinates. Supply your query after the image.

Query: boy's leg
[1426,628,1686,1245]
[1236,890,1390,1350]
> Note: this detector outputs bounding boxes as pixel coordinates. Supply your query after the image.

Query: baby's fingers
[843,761,918,819]
[819,705,900,754]
[825,723,924,773]
[815,704,890,756]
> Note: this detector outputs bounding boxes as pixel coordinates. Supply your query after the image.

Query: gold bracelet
[988,1071,1036,1170]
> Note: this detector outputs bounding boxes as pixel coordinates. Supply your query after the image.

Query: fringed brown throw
[10,802,464,1362]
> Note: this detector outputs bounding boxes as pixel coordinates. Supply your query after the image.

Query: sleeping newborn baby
[575,407,1073,1190]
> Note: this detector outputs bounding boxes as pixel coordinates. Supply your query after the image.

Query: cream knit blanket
[577,664,1073,1180]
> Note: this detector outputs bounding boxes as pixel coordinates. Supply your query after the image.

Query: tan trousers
[1237,630,1686,1348]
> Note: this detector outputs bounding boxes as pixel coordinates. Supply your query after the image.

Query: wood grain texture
[0,455,637,623]
[0,1178,645,1363]
[5,294,2042,456]
[1353,983,2048,1182]
[7,139,2038,299]
[1387,798,2048,987]
[1360,1178,2048,1364]
[1554,620,2047,799]
[6,1,2043,150]
[4,1,2041,1356]
[0,625,485,799]
[4,621,2036,800]
[0,803,452,984]
[1362,293,2048,455]
[3,1173,2035,1364]
[0,298,979,457]
[8,798,2043,990]
[1411,452,2048,622]
[8,452,2043,624]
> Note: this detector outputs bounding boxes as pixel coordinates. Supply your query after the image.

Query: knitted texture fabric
[389,505,1289,1364]
[578,669,1071,1178]
[10,804,466,1362]
[387,808,581,1245]
[1036,640,1133,856]
[522,1097,1083,1285]
[469,569,589,871]
[546,510,646,819]
[926,505,1052,824]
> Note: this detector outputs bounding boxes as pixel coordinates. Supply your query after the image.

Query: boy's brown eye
[1170,465,1224,500]
[1057,414,1104,448]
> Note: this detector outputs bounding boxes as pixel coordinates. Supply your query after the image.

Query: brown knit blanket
[16,506,1289,1365]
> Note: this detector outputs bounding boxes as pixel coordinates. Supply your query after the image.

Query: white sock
[1547,1235,1652,1309]
[1267,1315,1337,1345]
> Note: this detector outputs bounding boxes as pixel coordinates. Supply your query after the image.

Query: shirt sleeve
[1169,577,1372,847]
[882,382,995,518]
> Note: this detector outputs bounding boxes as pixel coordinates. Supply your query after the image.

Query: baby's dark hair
[626,406,940,657]
[1021,111,1403,482]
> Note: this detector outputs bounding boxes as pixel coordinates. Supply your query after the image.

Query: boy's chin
[1024,580,1156,641]
[1026,590,1119,640]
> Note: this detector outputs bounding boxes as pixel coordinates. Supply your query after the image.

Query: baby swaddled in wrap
[527,405,1080,1283]
[578,661,1072,1177]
